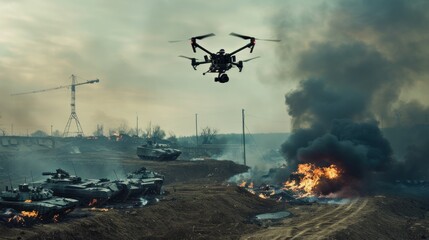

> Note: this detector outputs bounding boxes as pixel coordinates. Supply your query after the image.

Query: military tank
[136,141,181,161]
[124,167,164,196]
[39,169,130,206]
[0,183,78,224]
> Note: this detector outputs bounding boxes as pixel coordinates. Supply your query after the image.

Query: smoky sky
[275,0,429,127]
[0,0,287,136]
[275,0,429,194]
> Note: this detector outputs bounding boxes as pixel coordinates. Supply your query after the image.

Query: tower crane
[12,74,100,137]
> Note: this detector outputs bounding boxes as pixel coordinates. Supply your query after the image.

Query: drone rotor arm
[231,62,243,72]
[229,41,255,56]
[191,41,214,55]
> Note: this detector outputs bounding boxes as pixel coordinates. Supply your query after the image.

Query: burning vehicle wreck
[0,166,165,227]
[38,169,129,206]
[36,167,164,206]
[124,167,164,196]
[0,183,78,226]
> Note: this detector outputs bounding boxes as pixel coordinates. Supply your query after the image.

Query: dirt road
[242,198,369,240]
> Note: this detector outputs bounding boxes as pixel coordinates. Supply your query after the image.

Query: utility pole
[136,114,139,137]
[195,113,199,146]
[11,124,13,136]
[242,109,246,166]
[50,125,53,136]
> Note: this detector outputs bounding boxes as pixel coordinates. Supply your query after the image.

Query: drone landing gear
[214,74,229,83]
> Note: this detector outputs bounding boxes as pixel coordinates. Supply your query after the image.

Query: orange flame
[248,182,254,189]
[8,215,24,224]
[239,181,246,187]
[247,189,256,195]
[53,214,60,223]
[258,193,268,199]
[21,210,38,218]
[88,198,98,207]
[283,163,341,197]
[24,200,32,203]
[89,207,109,212]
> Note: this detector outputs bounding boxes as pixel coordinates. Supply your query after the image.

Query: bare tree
[152,125,166,142]
[142,123,165,142]
[109,123,130,136]
[93,124,104,137]
[200,126,218,144]
[31,130,48,137]
[52,130,61,137]
[167,131,178,145]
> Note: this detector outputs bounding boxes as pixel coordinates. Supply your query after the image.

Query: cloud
[0,1,286,136]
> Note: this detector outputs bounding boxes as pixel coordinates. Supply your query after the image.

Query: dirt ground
[242,196,429,240]
[1,153,429,239]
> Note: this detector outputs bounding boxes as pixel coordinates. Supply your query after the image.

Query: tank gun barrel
[42,172,56,176]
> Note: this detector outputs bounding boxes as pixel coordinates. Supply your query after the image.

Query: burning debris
[124,167,165,196]
[37,167,164,207]
[233,163,344,202]
[0,166,165,227]
[38,169,128,206]
[89,207,109,212]
[283,163,341,197]
[0,208,38,227]
[273,0,429,196]
[0,184,78,227]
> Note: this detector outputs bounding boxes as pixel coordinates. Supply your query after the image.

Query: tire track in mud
[242,198,369,240]
[314,198,369,239]
[291,199,358,238]
[290,199,367,239]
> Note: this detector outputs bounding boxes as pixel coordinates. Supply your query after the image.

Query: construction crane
[12,74,100,137]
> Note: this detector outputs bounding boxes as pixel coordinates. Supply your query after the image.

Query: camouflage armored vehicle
[125,167,164,196]
[136,141,181,161]
[39,169,130,206]
[0,183,78,221]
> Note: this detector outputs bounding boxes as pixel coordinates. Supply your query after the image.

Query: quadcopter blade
[192,33,215,40]
[178,55,200,61]
[168,39,187,43]
[241,56,261,62]
[230,32,281,42]
[170,33,215,43]
[230,32,253,40]
[256,38,281,42]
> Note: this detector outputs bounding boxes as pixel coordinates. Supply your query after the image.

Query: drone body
[172,33,279,83]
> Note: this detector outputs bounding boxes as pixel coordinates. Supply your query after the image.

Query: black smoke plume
[275,0,429,194]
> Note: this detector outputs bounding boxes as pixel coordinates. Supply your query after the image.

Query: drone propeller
[178,55,199,70]
[192,33,215,40]
[169,33,216,43]
[241,56,261,62]
[168,40,186,43]
[178,55,199,61]
[230,32,280,42]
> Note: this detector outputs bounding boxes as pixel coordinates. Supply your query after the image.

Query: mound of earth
[0,184,280,240]
[1,153,429,240]
[242,196,429,240]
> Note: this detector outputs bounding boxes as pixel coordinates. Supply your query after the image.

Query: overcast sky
[0,0,294,137]
[1,0,427,137]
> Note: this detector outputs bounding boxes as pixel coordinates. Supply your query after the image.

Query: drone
[170,33,280,83]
